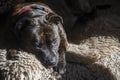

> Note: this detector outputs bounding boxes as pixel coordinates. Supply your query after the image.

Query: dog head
[12,3,68,68]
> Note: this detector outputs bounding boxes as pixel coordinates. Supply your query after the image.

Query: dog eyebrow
[32,15,42,18]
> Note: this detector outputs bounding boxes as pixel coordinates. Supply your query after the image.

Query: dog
[6,2,68,74]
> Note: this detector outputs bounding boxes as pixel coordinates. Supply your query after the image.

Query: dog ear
[59,24,68,51]
[56,23,68,74]
[45,13,63,24]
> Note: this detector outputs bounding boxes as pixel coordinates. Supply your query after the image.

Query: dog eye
[41,7,45,11]
[47,40,52,45]
[31,6,45,11]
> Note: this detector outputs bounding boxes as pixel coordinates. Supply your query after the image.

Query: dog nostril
[46,56,57,66]
[50,57,56,64]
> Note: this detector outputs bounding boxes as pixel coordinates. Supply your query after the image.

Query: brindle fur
[7,2,68,74]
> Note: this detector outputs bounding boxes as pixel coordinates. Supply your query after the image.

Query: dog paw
[7,49,19,60]
[53,62,66,74]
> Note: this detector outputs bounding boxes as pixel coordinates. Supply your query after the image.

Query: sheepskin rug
[0,50,61,80]
[0,15,120,80]
[66,15,120,80]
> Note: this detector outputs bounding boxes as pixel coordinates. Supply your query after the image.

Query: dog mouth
[44,55,58,67]
[34,44,58,67]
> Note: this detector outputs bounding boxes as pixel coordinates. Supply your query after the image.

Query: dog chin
[34,46,58,67]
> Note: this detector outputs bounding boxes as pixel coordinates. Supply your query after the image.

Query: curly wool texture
[68,36,120,61]
[67,37,120,80]
[0,50,60,80]
[66,15,120,80]
[0,35,119,80]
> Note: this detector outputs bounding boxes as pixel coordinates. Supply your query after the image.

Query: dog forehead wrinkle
[32,18,40,26]
[32,17,45,30]
[30,9,48,17]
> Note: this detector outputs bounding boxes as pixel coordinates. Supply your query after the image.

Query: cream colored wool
[0,50,60,80]
[68,36,120,80]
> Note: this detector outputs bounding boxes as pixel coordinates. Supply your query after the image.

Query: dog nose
[45,56,57,67]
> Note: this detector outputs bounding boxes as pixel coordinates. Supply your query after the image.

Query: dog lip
[35,46,42,50]
[44,57,57,67]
